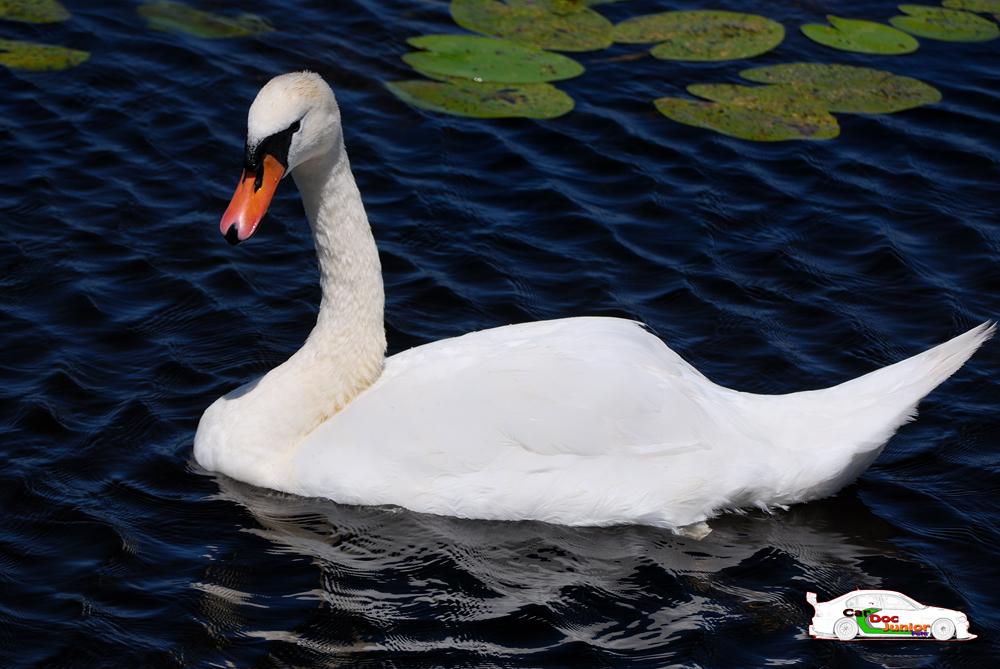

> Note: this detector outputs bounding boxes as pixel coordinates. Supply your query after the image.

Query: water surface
[1,0,999,666]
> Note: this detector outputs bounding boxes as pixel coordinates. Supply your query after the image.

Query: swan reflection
[188,466,911,665]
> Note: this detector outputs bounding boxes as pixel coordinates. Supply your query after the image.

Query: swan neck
[195,137,387,486]
[289,140,386,392]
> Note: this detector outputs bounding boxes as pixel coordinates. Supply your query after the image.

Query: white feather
[194,72,993,532]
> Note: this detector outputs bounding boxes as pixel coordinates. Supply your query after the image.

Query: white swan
[194,72,993,533]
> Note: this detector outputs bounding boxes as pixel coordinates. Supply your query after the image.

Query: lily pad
[137,1,275,39]
[386,78,574,118]
[505,0,622,12]
[403,35,584,83]
[942,0,1000,11]
[654,94,838,141]
[740,63,941,113]
[612,11,785,61]
[0,0,69,23]
[450,0,612,52]
[0,38,88,70]
[889,5,999,41]
[685,82,822,109]
[801,15,919,54]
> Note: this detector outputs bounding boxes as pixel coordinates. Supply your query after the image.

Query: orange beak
[220,154,285,245]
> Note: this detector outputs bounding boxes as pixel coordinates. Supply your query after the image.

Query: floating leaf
[450,0,612,51]
[800,15,918,54]
[942,0,1000,11]
[386,78,574,118]
[0,38,87,70]
[403,35,584,83]
[889,5,999,41]
[685,82,826,112]
[654,95,838,141]
[137,1,274,39]
[612,11,784,61]
[0,0,69,22]
[740,63,941,113]
[676,84,837,140]
[505,0,614,13]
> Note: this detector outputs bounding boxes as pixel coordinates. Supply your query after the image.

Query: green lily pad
[654,94,838,141]
[450,0,612,51]
[889,5,999,41]
[386,78,574,118]
[801,15,919,54]
[612,11,785,61]
[684,82,822,110]
[740,63,941,113]
[942,0,1000,12]
[403,35,584,83]
[0,0,69,23]
[505,0,619,12]
[0,38,87,70]
[137,1,275,39]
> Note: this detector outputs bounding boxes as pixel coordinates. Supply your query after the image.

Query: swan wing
[280,318,743,522]
[276,318,993,528]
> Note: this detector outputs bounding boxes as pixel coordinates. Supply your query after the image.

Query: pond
[1,0,998,666]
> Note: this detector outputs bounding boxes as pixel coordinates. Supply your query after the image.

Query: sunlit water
[1,0,998,666]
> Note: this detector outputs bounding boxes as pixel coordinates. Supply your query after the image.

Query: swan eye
[244,118,303,173]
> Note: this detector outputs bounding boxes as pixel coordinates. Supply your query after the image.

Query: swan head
[220,71,341,245]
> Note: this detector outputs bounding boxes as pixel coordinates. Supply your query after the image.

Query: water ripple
[0,0,998,666]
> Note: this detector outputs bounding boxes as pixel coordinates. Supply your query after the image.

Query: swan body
[194,72,993,531]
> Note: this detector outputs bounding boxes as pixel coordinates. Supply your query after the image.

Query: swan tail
[752,322,994,504]
[836,320,992,417]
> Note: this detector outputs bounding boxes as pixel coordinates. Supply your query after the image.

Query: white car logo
[807,589,975,641]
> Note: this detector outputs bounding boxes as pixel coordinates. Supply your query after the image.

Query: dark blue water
[1,0,998,666]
